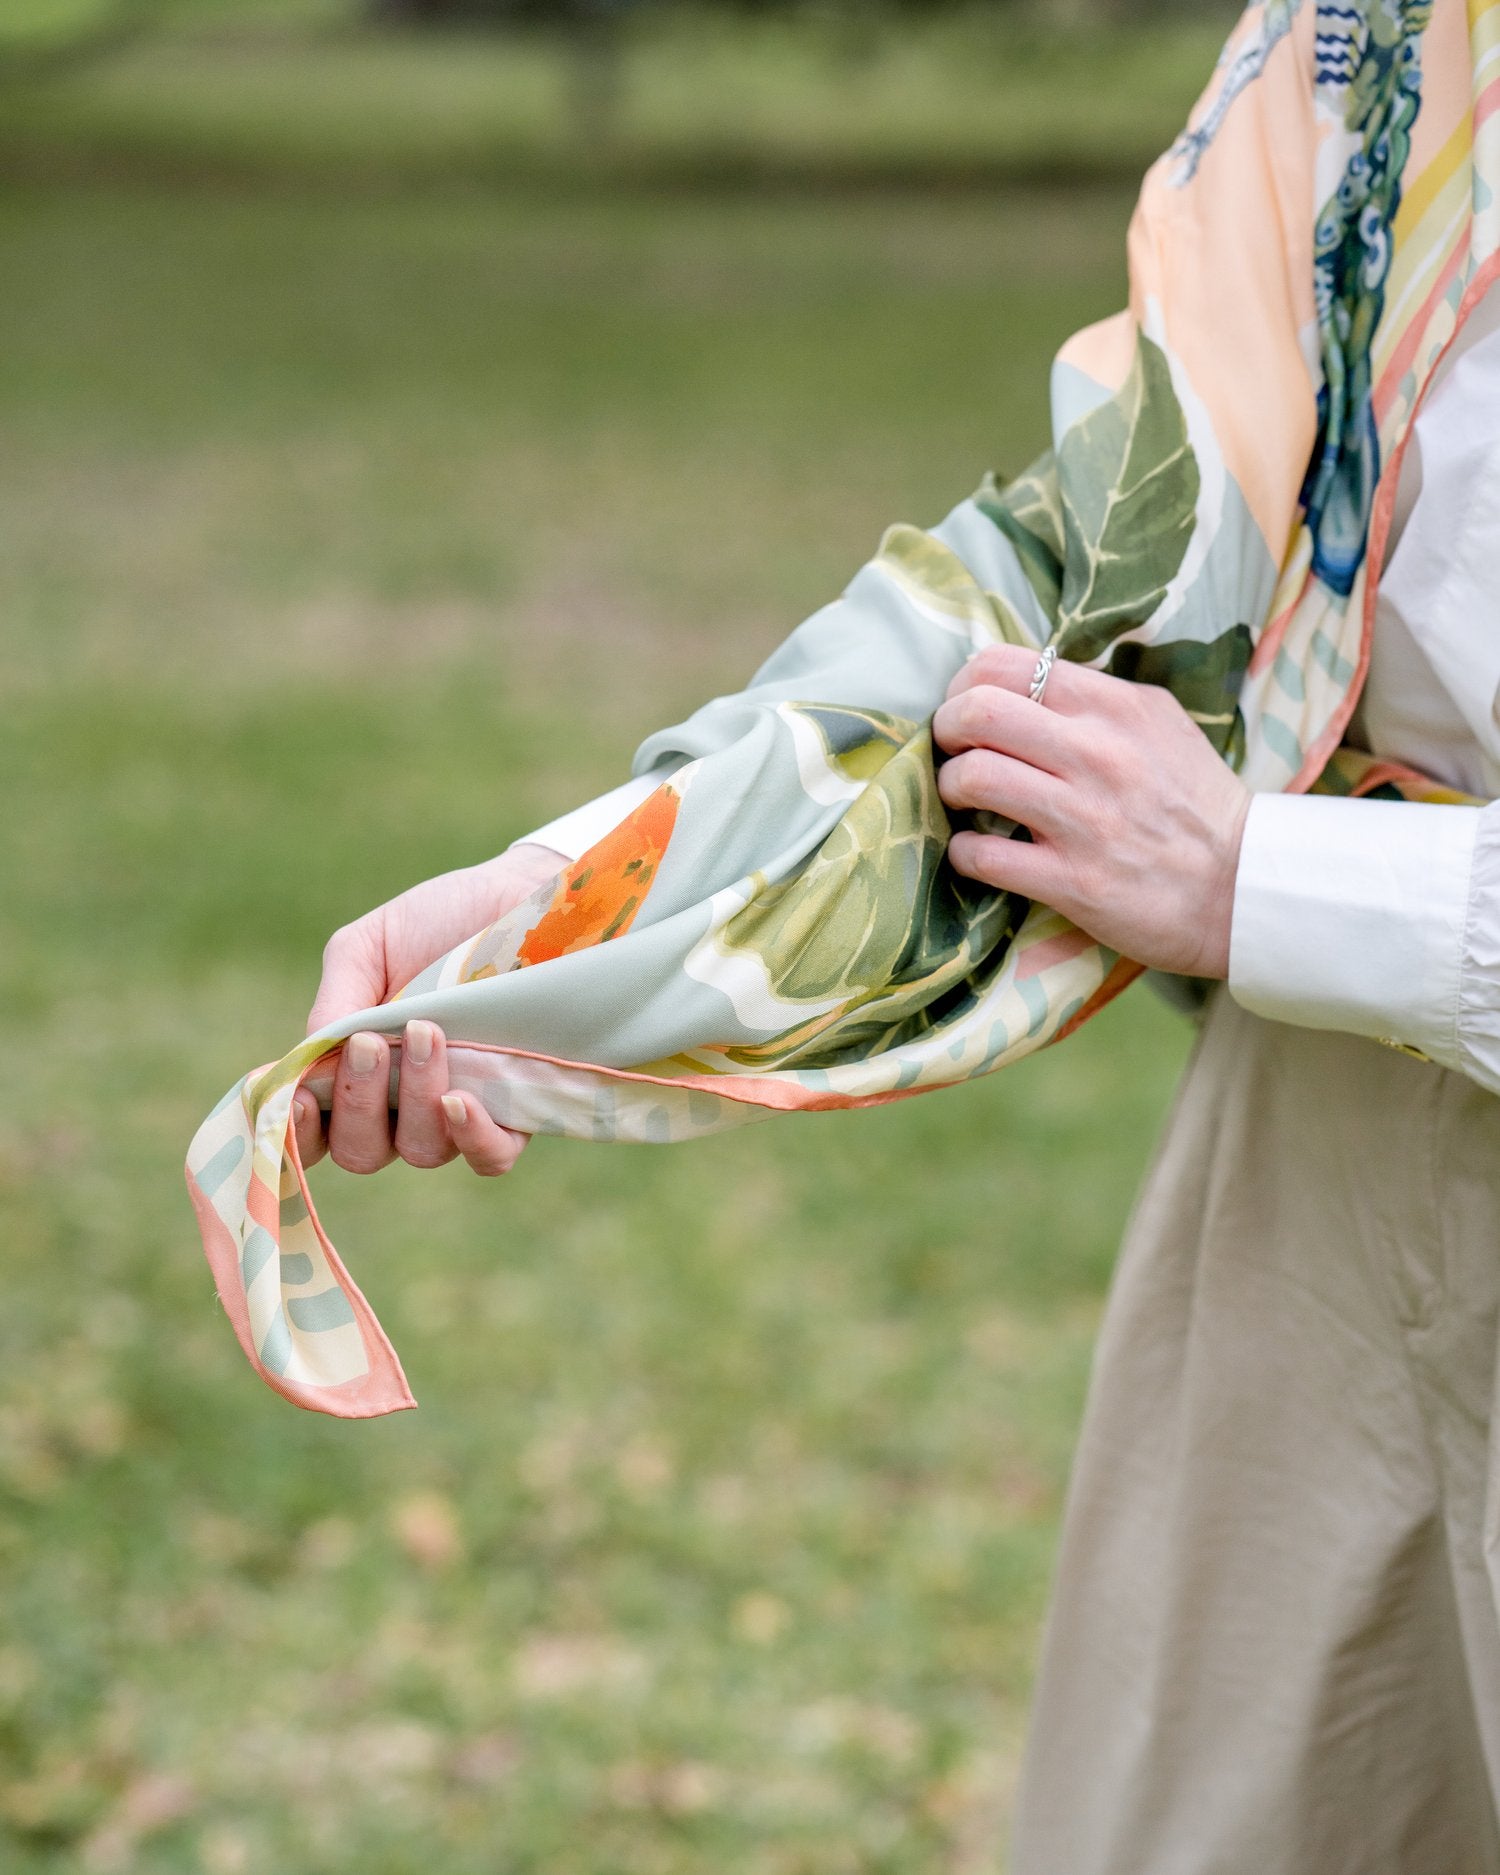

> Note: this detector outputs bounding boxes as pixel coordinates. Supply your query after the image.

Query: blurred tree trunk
[1030,0,1129,26]
[566,3,627,153]
[365,0,628,153]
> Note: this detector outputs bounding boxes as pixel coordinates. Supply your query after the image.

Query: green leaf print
[976,458,1066,621]
[1054,332,1200,665]
[1104,623,1252,765]
[793,704,910,785]
[715,718,1017,1069]
[723,724,943,1005]
[875,524,1034,648]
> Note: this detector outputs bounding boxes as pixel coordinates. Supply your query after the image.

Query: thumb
[306,916,389,1037]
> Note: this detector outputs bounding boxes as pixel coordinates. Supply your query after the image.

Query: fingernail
[294,1091,317,1126]
[405,1019,433,1066]
[440,1092,466,1128]
[348,1032,379,1075]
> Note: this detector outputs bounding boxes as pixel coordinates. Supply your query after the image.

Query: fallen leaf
[512,1634,647,1701]
[449,1733,521,1789]
[732,1591,790,1646]
[80,1772,195,1871]
[389,1492,463,1573]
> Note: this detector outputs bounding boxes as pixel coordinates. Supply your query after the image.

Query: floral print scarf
[188,0,1496,1416]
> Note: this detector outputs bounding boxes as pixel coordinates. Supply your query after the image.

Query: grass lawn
[0,172,1194,1872]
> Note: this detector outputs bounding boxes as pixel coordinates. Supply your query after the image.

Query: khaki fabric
[1011,990,1500,1875]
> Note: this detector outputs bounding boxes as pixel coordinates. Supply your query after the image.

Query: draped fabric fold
[187,0,1497,1416]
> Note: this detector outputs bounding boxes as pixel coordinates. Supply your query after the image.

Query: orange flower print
[517,784,680,967]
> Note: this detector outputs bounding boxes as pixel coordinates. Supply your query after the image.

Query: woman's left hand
[932,642,1251,980]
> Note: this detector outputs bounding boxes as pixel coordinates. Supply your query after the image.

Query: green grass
[0,174,1193,1872]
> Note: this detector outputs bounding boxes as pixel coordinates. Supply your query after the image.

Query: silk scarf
[187,0,1496,1416]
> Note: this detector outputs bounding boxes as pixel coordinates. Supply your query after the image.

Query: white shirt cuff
[1228,792,1481,1069]
[1458,802,1500,1094]
[509,767,676,864]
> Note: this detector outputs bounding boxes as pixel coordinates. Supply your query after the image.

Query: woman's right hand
[293,841,568,1179]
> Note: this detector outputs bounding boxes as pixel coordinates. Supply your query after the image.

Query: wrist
[1197,789,1251,980]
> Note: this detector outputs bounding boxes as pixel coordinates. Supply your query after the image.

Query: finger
[327,1031,397,1174]
[937,747,1065,834]
[293,1089,328,1171]
[393,1020,459,1170]
[946,642,1103,716]
[948,828,1057,902]
[932,682,1073,774]
[307,917,387,1037]
[439,1091,530,1178]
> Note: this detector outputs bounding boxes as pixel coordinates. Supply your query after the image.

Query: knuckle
[1123,689,1155,730]
[971,835,1008,881]
[463,1130,521,1176]
[976,642,1024,681]
[937,751,971,803]
[956,687,993,742]
[1079,785,1125,847]
[322,923,356,964]
[399,1145,453,1171]
[1137,681,1177,724]
[945,750,995,805]
[952,831,1003,884]
[960,648,1000,688]
[953,645,1015,699]
[1069,852,1116,918]
[950,748,980,791]
[1062,864,1101,920]
[330,1143,388,1175]
[1080,738,1122,789]
[335,1074,382,1110]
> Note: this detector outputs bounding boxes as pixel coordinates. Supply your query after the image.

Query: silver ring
[1028,644,1058,705]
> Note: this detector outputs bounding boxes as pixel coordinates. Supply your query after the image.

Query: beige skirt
[1011,989,1500,1875]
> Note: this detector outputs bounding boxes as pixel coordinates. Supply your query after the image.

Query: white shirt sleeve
[508,764,683,864]
[1225,289,1500,1095]
[1226,791,1500,1088]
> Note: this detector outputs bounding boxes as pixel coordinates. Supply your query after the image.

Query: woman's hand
[932,644,1251,980]
[294,841,568,1178]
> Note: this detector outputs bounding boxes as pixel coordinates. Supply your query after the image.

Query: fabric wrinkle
[1012,991,1500,1874]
